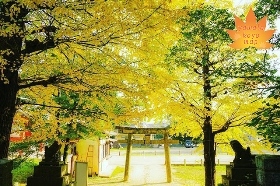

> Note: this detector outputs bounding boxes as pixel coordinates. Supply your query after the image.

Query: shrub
[12,159,39,183]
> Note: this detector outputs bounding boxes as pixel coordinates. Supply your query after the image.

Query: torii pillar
[124,133,132,181]
[116,126,178,183]
[164,131,172,182]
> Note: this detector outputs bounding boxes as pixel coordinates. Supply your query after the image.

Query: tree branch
[22,39,56,55]
[213,107,241,135]
[213,120,232,135]
[19,102,107,116]
[18,75,68,89]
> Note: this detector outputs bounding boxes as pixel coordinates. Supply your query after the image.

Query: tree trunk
[0,71,19,159]
[202,57,216,186]
[0,1,25,159]
[203,125,215,186]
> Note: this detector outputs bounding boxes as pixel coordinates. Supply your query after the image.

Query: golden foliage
[12,0,196,141]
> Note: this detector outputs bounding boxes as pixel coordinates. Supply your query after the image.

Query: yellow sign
[227,8,275,49]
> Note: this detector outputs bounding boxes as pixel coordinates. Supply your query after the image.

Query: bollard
[217,159,220,165]
[201,159,203,166]
[184,159,186,166]
[119,151,120,156]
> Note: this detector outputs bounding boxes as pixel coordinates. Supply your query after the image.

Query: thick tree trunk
[0,1,25,159]
[203,125,215,186]
[0,72,19,159]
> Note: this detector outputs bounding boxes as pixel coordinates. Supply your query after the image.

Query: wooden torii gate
[115,126,179,183]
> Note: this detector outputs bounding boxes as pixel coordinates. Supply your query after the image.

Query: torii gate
[115,126,179,183]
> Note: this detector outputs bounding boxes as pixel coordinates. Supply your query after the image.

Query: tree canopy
[1,0,190,158]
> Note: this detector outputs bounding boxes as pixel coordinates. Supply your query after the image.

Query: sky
[233,0,253,7]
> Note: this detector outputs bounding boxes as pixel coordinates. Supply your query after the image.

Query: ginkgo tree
[0,0,196,159]
[159,5,275,186]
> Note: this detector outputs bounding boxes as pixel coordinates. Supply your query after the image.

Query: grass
[12,158,40,184]
[172,165,226,185]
